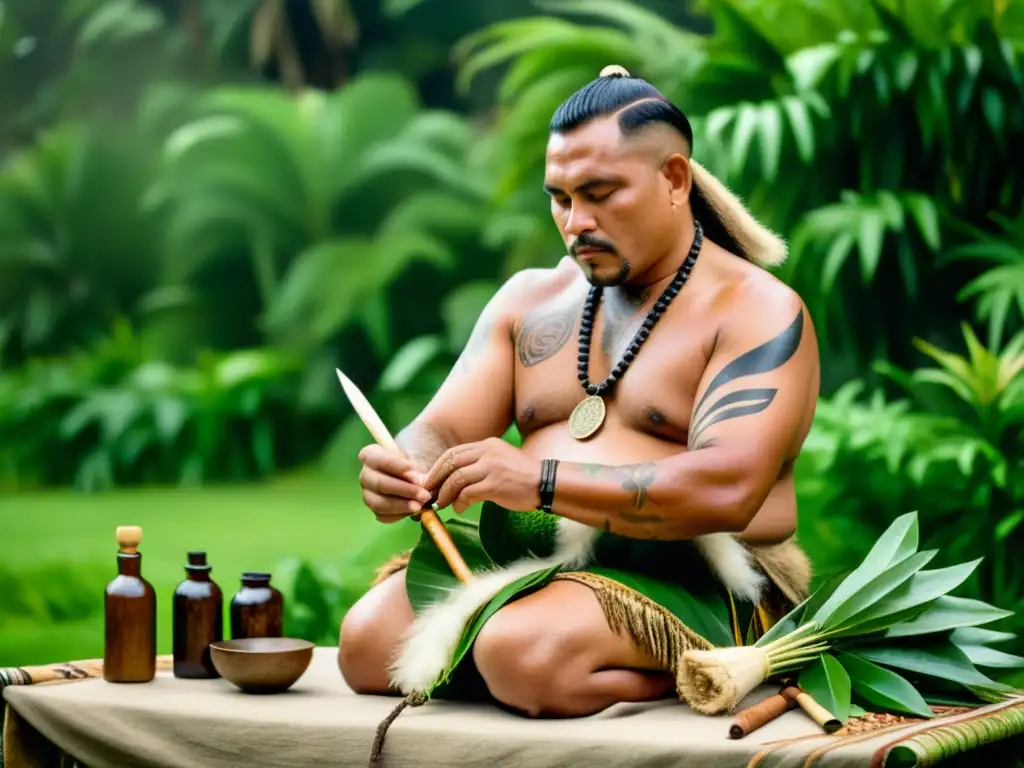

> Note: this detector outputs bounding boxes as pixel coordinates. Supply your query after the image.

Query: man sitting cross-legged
[338,66,818,719]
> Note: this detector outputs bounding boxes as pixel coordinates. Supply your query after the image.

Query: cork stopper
[600,64,631,78]
[116,526,142,554]
[187,551,207,566]
[186,551,211,572]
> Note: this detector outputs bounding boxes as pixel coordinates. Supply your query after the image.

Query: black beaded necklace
[568,220,704,440]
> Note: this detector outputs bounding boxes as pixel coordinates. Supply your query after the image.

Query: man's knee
[472,608,581,717]
[337,571,412,694]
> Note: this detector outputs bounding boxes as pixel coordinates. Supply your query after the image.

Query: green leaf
[755,570,851,648]
[853,641,997,688]
[836,652,934,718]
[995,508,1024,541]
[949,627,1016,646]
[810,512,919,627]
[820,550,937,631]
[757,102,783,182]
[798,654,852,722]
[437,564,562,693]
[441,281,500,351]
[953,645,1024,669]
[378,335,445,393]
[857,207,886,283]
[884,596,1014,638]
[405,518,496,613]
[904,195,941,250]
[779,96,815,162]
[833,559,983,635]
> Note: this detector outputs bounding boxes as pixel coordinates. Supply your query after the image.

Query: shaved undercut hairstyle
[549,69,787,268]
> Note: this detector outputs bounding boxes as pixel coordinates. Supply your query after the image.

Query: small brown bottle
[104,525,157,683]
[230,572,283,639]
[173,551,223,678]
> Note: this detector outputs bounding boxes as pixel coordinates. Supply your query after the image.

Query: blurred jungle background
[0,0,1022,689]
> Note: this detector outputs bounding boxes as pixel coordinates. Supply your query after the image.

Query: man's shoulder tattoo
[515,303,577,367]
[689,308,804,447]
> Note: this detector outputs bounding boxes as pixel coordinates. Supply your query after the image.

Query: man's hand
[424,437,542,514]
[358,444,434,524]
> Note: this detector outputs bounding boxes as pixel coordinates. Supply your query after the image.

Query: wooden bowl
[209,638,314,694]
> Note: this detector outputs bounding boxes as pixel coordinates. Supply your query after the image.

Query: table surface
[0,647,993,768]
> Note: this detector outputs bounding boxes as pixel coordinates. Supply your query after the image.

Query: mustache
[571,234,616,256]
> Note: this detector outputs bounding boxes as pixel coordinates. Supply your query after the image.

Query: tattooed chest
[511,299,703,442]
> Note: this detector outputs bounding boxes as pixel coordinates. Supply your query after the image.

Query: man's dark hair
[548,71,750,261]
[549,74,694,151]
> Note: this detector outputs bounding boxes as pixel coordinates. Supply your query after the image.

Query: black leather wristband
[537,458,558,514]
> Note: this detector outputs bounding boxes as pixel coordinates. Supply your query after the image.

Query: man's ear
[662,154,692,208]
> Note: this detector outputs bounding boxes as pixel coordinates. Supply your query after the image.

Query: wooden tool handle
[417,509,473,583]
[335,369,474,584]
[784,687,841,734]
[729,687,798,739]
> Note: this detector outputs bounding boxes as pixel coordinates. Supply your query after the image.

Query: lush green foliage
[1,0,1022,671]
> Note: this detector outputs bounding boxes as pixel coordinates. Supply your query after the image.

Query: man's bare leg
[473,580,675,717]
[337,570,413,694]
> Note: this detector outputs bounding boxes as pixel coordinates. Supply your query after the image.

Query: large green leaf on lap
[404,517,495,614]
[433,564,563,695]
[809,512,919,627]
[583,566,735,648]
[798,653,852,723]
[835,652,935,719]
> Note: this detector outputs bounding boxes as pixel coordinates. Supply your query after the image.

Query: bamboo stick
[335,368,473,584]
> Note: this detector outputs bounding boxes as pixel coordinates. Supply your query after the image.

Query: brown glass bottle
[104,526,157,683]
[173,551,223,678]
[230,572,284,639]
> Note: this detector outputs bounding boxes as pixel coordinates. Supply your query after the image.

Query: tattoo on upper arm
[516,306,576,366]
[688,309,804,447]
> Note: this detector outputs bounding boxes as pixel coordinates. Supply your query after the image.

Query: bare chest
[512,292,711,443]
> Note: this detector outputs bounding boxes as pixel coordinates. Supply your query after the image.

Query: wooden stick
[335,369,474,584]
[784,686,842,734]
[729,686,799,739]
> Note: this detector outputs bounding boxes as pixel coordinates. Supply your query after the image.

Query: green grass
[0,473,418,668]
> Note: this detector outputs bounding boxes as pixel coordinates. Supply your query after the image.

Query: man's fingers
[360,466,431,504]
[425,444,477,490]
[435,463,486,510]
[358,444,421,483]
[361,489,417,523]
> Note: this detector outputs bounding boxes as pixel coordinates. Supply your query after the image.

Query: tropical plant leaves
[828,558,983,636]
[884,595,1014,638]
[852,640,998,688]
[810,511,919,626]
[799,653,852,722]
[835,652,935,718]
[819,549,938,631]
